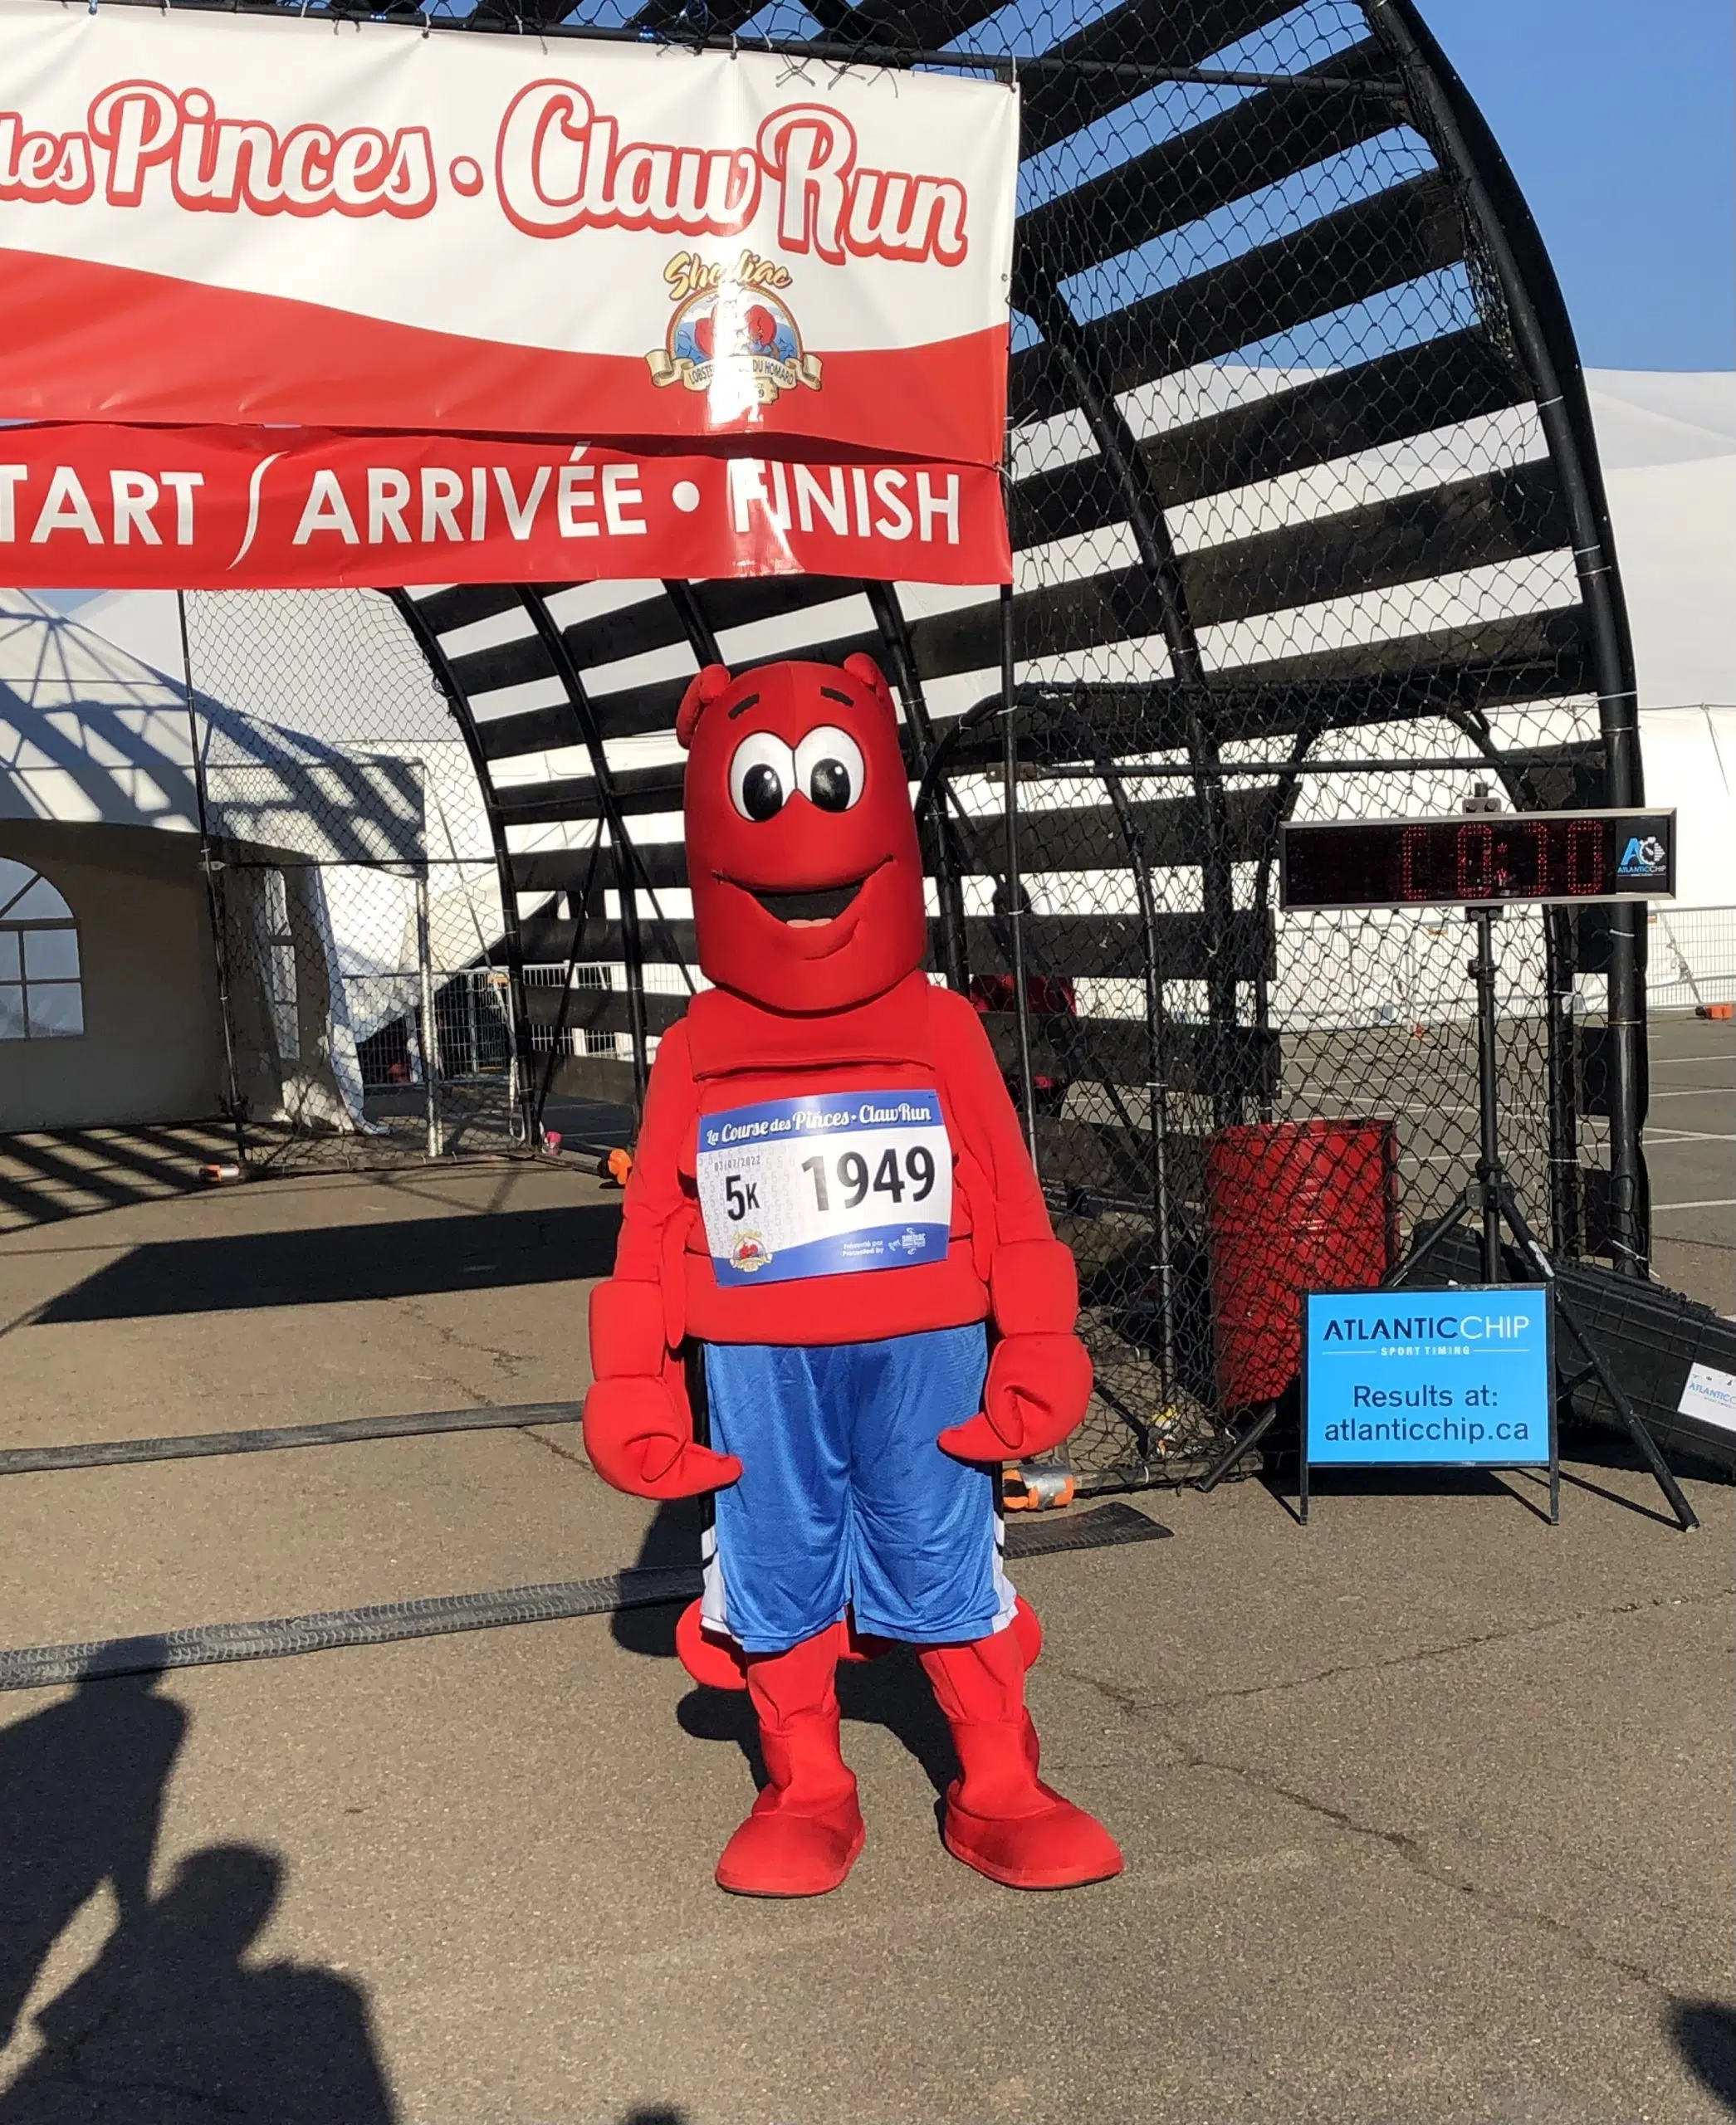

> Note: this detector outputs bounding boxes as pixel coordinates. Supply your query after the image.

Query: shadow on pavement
[0,1667,186,2049]
[0,1660,399,2125]
[618,1498,960,1804]
[0,1126,235,1236]
[0,1845,397,2125]
[611,1496,703,1664]
[34,1204,620,1322]
[1674,2001,1736,2115]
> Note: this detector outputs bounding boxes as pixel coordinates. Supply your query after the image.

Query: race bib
[696,1087,953,1287]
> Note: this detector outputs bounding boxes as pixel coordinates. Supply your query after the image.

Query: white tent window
[0,858,84,1041]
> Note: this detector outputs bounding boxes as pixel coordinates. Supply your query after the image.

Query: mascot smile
[584,653,1122,1898]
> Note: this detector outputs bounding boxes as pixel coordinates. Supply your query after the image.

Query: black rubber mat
[0,1401,585,1477]
[1004,1500,1172,1558]
[0,1504,1171,1693]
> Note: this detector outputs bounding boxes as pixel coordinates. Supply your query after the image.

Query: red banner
[0,12,1018,465]
[0,427,1010,589]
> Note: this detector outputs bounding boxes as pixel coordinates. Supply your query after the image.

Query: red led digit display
[1279,811,1675,911]
[1455,822,1495,901]
[1522,819,1549,896]
[1567,818,1604,896]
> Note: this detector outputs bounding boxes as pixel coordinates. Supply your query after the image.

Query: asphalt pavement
[0,1152,1729,2125]
[1646,1014,1736,1314]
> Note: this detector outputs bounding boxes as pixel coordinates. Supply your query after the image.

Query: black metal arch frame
[367,4,1643,1224]
[158,0,1647,1477]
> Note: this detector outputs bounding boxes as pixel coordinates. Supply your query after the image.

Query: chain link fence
[184,589,526,1170]
[932,691,1607,1487]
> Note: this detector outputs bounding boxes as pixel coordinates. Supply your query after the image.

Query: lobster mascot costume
[584,653,1122,1898]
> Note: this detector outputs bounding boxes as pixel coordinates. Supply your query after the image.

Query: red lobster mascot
[584,654,1122,1898]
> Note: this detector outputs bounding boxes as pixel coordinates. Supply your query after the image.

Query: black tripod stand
[1202,905,1699,1531]
[1391,905,1696,1531]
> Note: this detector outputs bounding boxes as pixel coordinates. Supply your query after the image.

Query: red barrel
[1205,1120,1398,1410]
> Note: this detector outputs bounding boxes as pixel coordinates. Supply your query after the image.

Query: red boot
[716,1623,865,1898]
[919,1623,1122,1891]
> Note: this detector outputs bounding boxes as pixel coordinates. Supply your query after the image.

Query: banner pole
[415,865,443,1160]
[177,591,247,1166]
[999,574,1037,1166]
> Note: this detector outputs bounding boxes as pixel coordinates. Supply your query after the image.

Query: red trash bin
[1205,1120,1398,1410]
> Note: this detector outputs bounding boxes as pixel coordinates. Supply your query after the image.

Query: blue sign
[1304,1286,1553,1468]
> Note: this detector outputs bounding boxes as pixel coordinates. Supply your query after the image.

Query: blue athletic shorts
[699,1323,1015,1654]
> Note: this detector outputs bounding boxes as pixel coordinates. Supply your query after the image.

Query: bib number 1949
[697,1087,953,1287]
[799,1144,936,1214]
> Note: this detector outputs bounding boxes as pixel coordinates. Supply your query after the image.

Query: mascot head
[677,654,926,1014]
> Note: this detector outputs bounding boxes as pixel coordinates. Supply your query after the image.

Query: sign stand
[1374,904,1698,1532]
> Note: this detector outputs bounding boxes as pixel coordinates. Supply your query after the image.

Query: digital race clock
[1279,809,1676,912]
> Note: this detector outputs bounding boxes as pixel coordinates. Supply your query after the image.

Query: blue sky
[1420,0,1734,371]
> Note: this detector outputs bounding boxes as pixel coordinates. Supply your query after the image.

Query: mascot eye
[728,732,797,822]
[794,726,865,813]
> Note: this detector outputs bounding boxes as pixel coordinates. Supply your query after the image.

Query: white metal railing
[1648,907,1736,1011]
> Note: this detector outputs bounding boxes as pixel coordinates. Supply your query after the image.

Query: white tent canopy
[73,585,516,967]
[1583,374,1736,985]
[1587,370,1736,721]
[0,589,426,869]
[0,589,441,1126]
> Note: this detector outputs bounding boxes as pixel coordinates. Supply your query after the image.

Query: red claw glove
[583,1279,741,1499]
[583,1375,743,1499]
[939,1331,1093,1465]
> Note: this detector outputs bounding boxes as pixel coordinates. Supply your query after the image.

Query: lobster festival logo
[648,250,820,407]
[729,1231,774,1273]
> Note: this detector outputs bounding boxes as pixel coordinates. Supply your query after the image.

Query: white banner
[0,4,1018,463]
